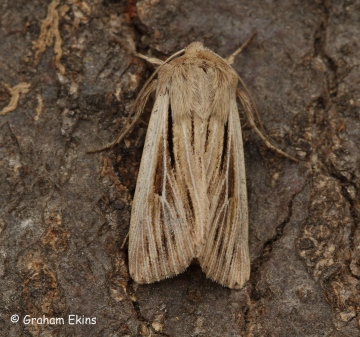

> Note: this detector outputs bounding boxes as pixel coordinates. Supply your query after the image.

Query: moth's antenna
[226,32,257,65]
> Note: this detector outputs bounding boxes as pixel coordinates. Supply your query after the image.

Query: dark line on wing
[186,188,195,219]
[228,143,235,198]
[190,115,194,146]
[220,121,229,170]
[159,203,168,260]
[154,141,164,196]
[216,208,229,258]
[205,119,210,152]
[168,102,175,168]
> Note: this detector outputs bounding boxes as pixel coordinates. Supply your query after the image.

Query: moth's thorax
[158,49,238,123]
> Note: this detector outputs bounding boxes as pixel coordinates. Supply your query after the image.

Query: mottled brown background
[0,0,359,336]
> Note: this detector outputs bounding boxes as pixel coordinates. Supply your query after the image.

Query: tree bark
[0,0,359,336]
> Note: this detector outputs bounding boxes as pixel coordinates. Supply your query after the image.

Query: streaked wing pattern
[199,97,249,289]
[129,91,195,284]
[129,44,250,289]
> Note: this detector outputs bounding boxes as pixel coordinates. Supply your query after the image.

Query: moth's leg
[135,53,164,66]
[111,34,164,66]
[121,233,129,249]
[87,79,157,153]
[249,122,299,162]
[88,48,182,153]
[226,32,257,65]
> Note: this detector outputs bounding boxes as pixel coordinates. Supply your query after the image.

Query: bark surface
[0,0,359,336]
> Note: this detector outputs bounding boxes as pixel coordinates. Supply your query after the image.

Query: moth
[91,34,296,289]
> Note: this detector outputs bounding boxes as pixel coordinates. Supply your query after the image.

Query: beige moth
[92,35,296,289]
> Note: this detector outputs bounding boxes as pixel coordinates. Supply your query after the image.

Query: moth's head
[185,42,206,55]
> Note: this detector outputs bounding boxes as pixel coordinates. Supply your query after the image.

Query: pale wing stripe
[199,98,249,288]
[162,198,184,273]
[165,171,195,263]
[165,175,187,234]
[167,175,188,239]
[152,199,162,278]
[205,123,233,278]
[207,122,231,222]
[154,197,169,277]
[232,109,249,286]
[136,206,145,279]
[145,96,169,280]
[208,177,226,223]
[201,135,229,270]
[206,211,226,276]
[217,124,236,282]
[207,120,228,222]
[231,103,248,228]
[220,201,238,284]
[216,105,245,284]
[205,121,219,173]
[156,94,176,277]
[224,103,249,286]
[213,205,234,281]
[134,188,152,280]
[163,194,190,267]
[203,199,228,274]
[181,123,202,220]
[140,204,153,280]
[131,94,168,282]
[161,104,169,198]
[159,100,173,276]
[160,108,189,273]
[227,230,243,286]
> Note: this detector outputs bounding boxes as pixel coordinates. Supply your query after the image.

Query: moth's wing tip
[201,260,250,289]
[230,273,250,290]
[130,266,190,285]
[209,275,249,290]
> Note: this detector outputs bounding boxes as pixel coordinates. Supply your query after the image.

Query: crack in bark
[310,1,339,155]
[314,0,338,99]
[251,186,304,275]
[312,1,359,280]
[312,1,359,234]
[327,162,359,253]
[129,284,170,337]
